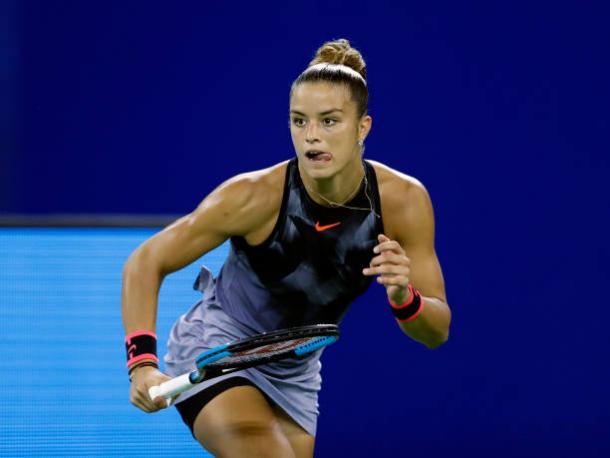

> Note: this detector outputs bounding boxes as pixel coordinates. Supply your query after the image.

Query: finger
[135,386,162,411]
[376,241,405,255]
[368,252,409,267]
[131,395,155,413]
[378,233,391,243]
[152,395,170,409]
[149,376,173,408]
[134,395,157,412]
[374,233,390,251]
[376,274,410,287]
[375,234,405,254]
[144,394,164,411]
[364,264,410,276]
[373,234,391,253]
[374,240,405,256]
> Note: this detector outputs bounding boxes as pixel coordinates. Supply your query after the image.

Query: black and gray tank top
[209,158,384,332]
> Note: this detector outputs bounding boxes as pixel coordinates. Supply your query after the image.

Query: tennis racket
[148,324,339,404]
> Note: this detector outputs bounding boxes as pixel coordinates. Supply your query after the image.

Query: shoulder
[192,160,289,237]
[367,160,434,243]
[215,160,289,207]
[368,160,431,214]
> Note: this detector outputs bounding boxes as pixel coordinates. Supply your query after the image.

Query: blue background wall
[0,228,218,457]
[2,1,609,457]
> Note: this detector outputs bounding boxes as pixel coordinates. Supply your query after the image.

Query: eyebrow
[290,109,344,116]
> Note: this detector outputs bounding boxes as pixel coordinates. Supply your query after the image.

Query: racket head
[195,324,339,372]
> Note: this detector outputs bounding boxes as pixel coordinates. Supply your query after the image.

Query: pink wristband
[396,296,425,323]
[389,285,425,323]
[389,284,416,308]
[125,330,159,369]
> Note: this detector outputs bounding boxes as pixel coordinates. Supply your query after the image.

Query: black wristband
[125,330,159,370]
[389,285,425,322]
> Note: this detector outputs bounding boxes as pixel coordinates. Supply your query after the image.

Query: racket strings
[210,337,324,367]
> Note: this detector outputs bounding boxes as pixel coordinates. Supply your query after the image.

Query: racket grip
[148,372,194,406]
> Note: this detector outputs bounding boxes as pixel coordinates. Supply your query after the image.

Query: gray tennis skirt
[164,266,323,436]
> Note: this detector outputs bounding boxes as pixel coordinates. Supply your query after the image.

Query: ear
[359,114,372,142]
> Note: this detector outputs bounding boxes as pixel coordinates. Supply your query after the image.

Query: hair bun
[309,39,366,79]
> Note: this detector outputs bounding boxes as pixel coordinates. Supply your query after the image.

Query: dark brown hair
[291,39,368,117]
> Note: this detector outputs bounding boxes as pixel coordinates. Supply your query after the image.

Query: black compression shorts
[175,376,272,435]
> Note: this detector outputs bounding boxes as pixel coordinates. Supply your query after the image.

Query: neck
[299,159,365,207]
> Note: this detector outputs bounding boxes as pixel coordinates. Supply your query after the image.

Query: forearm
[397,296,451,349]
[121,250,165,333]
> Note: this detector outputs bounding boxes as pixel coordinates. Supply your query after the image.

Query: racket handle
[148,372,195,406]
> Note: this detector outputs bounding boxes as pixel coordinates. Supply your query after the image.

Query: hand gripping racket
[148,324,339,404]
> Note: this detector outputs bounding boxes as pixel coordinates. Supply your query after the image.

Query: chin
[300,158,337,180]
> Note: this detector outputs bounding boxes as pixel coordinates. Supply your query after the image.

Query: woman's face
[289,82,371,180]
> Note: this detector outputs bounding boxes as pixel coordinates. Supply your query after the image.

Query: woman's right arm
[122,171,278,411]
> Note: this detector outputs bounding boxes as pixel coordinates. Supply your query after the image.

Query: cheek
[330,126,357,146]
[289,128,302,145]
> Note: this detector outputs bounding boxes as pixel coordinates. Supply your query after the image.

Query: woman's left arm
[363,178,451,349]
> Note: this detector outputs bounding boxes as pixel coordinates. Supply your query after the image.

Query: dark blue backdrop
[3,1,609,457]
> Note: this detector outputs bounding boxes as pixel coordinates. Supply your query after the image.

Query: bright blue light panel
[0,228,229,457]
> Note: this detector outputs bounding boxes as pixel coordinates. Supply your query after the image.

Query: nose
[305,122,320,143]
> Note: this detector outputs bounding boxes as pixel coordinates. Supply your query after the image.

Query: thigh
[272,404,315,458]
[192,385,295,458]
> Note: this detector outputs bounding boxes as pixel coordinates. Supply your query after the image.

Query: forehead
[290,82,355,113]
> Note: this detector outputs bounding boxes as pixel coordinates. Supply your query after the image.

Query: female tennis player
[122,38,451,458]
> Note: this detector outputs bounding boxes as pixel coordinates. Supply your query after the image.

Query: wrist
[388,284,425,323]
[128,361,159,381]
[389,285,414,307]
[125,329,159,374]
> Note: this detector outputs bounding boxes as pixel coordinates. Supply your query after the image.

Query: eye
[292,117,306,127]
[323,118,337,127]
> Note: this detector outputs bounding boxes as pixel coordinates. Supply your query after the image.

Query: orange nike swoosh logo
[315,221,342,232]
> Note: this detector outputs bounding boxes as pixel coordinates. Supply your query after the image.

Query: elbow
[123,248,143,276]
[123,244,162,278]
[425,304,452,349]
[424,329,449,350]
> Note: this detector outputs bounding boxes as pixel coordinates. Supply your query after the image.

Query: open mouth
[305,151,332,162]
